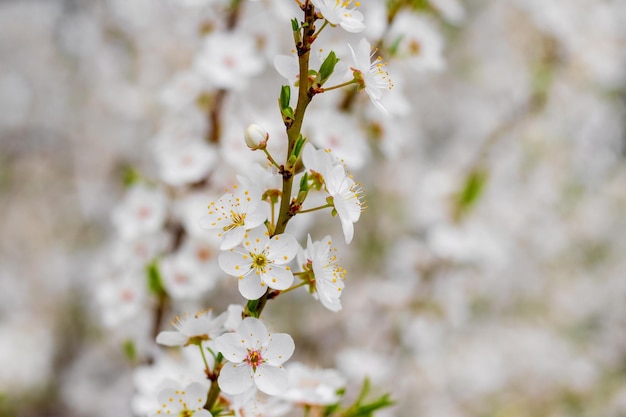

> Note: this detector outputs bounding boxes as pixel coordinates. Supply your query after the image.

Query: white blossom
[215,318,295,396]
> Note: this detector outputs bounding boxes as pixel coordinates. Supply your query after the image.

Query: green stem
[263,148,282,170]
[244,3,318,320]
[280,281,308,295]
[270,201,276,233]
[312,20,329,39]
[204,374,222,410]
[321,79,357,93]
[198,344,211,375]
[297,203,332,214]
[274,2,317,237]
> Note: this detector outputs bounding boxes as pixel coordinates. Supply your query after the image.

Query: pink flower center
[196,247,212,262]
[136,206,152,219]
[245,349,264,371]
[223,55,236,68]
[120,289,135,302]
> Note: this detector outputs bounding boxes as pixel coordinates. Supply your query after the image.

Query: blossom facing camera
[215,317,295,396]
[245,124,269,150]
[219,227,298,300]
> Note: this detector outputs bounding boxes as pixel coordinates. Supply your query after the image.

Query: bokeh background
[2,0,626,416]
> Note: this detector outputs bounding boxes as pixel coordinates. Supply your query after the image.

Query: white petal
[246,202,270,229]
[238,274,267,300]
[334,199,354,244]
[339,11,365,33]
[264,333,295,366]
[262,266,294,291]
[356,38,372,69]
[157,388,182,412]
[219,249,252,277]
[238,317,270,349]
[242,227,270,254]
[302,143,316,171]
[199,214,218,230]
[273,54,299,84]
[266,233,298,264]
[218,362,254,395]
[324,164,347,196]
[182,382,209,411]
[156,331,188,346]
[220,226,246,250]
[253,364,289,395]
[215,332,247,363]
[319,292,342,312]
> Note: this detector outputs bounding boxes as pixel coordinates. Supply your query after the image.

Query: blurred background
[1,0,626,416]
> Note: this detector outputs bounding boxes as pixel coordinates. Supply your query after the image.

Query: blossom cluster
[6,0,626,416]
[93,0,407,415]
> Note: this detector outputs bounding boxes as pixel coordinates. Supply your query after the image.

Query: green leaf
[299,172,310,192]
[122,166,141,187]
[291,18,299,31]
[342,378,395,417]
[281,106,295,120]
[122,339,137,362]
[280,85,291,110]
[389,35,404,56]
[146,259,166,296]
[318,50,339,86]
[292,133,307,160]
[453,168,488,220]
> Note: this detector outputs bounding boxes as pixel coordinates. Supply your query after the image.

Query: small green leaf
[123,166,141,187]
[146,259,166,296]
[122,339,137,362]
[292,133,307,160]
[299,172,310,192]
[281,106,295,120]
[342,378,394,417]
[291,18,299,31]
[280,85,291,110]
[318,50,339,85]
[389,35,404,56]
[453,168,488,220]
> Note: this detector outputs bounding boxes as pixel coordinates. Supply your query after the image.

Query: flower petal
[157,388,181,412]
[237,317,270,349]
[238,274,267,300]
[334,199,355,244]
[245,202,270,229]
[253,364,289,395]
[220,226,246,250]
[266,233,298,264]
[182,382,209,412]
[218,362,254,395]
[264,332,295,366]
[215,332,247,363]
[155,330,188,347]
[262,265,294,291]
[219,249,252,277]
[242,227,270,254]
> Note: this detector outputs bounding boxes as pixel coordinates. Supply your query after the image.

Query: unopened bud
[245,124,269,150]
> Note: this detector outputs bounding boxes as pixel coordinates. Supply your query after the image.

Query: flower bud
[244,124,269,150]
